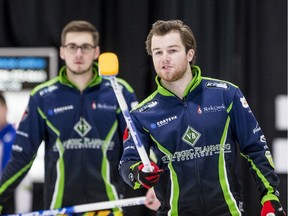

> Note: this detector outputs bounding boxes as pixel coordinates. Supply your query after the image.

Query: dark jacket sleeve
[118,109,151,190]
[229,88,280,202]
[115,79,141,192]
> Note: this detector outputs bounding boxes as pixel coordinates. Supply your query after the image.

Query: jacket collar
[58,62,102,90]
[155,65,202,97]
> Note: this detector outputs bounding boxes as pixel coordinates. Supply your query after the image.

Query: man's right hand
[145,187,161,211]
[133,162,163,189]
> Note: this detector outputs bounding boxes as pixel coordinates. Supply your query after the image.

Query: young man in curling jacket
[119,20,286,216]
[0,20,141,216]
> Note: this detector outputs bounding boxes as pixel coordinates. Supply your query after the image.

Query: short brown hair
[145,20,197,65]
[61,20,99,46]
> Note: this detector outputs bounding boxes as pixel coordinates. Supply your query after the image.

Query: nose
[75,47,83,55]
[161,51,170,62]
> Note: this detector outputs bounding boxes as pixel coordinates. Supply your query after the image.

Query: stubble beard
[159,67,186,83]
[67,64,93,76]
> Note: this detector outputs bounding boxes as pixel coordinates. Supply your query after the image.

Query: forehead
[151,31,183,50]
[64,32,94,45]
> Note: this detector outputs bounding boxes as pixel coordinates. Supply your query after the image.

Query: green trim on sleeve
[101,119,122,213]
[0,159,35,195]
[218,109,241,216]
[129,161,143,190]
[261,194,279,205]
[31,77,60,96]
[147,132,179,216]
[130,161,142,170]
[240,152,276,202]
[37,107,65,209]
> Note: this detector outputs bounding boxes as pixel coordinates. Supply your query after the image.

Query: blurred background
[0,0,287,215]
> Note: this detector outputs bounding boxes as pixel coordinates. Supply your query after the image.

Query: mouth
[74,60,84,65]
[161,65,172,70]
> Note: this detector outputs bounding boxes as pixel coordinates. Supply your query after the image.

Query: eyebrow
[152,45,180,52]
[65,43,94,46]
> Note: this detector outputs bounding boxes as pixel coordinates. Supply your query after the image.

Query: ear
[94,46,100,60]
[59,47,65,60]
[187,49,195,62]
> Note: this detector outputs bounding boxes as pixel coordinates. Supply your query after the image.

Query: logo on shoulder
[206,81,229,90]
[240,97,249,108]
[253,123,261,134]
[138,100,158,112]
[39,85,58,96]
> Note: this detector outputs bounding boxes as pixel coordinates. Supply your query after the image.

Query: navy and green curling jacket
[0,64,138,210]
[119,66,280,216]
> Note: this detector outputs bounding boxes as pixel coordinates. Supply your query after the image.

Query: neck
[67,71,94,91]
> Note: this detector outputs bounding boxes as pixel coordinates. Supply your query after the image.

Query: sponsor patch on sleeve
[206,81,230,90]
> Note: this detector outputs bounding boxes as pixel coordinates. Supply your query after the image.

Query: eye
[82,44,92,51]
[68,44,77,50]
[153,51,162,56]
[168,49,177,54]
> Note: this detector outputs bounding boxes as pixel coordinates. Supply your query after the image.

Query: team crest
[182,126,201,147]
[74,118,92,137]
